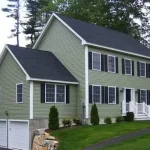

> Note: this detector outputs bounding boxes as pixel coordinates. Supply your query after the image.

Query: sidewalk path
[83,128,150,150]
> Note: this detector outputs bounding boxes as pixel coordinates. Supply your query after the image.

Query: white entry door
[0,120,7,148]
[9,121,29,150]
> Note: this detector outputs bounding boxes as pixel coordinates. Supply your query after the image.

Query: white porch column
[85,45,89,119]
[30,81,33,119]
[122,100,126,114]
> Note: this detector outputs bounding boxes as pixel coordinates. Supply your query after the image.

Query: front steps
[135,113,150,120]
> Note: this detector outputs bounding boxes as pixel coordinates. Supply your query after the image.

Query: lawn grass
[51,121,150,150]
[100,133,150,150]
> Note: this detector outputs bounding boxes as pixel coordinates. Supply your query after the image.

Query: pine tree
[2,0,21,46]
[49,106,59,130]
[90,103,99,125]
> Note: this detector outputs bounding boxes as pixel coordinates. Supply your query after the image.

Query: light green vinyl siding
[36,18,85,117]
[89,47,150,118]
[0,51,30,119]
[33,82,77,119]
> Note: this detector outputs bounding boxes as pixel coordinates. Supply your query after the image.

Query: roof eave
[83,42,150,59]
[28,77,79,85]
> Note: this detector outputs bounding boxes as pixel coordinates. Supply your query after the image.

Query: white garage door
[0,120,7,148]
[9,121,29,150]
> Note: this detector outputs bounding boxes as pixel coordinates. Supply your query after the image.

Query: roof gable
[33,13,150,59]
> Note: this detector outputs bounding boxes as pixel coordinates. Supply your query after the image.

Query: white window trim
[92,52,101,71]
[45,83,66,104]
[108,55,116,73]
[108,86,116,104]
[139,61,146,77]
[124,58,132,75]
[140,89,147,104]
[16,83,23,103]
[92,85,101,104]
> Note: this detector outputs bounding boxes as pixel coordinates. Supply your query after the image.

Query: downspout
[85,45,89,120]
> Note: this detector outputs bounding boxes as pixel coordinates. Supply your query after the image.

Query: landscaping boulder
[32,130,58,150]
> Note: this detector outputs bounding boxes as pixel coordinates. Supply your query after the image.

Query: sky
[0,0,27,54]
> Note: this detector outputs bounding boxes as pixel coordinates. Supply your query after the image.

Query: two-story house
[0,13,150,150]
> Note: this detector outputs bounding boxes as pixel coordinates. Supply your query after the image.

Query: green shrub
[73,118,82,126]
[62,119,72,127]
[90,103,99,125]
[125,112,134,122]
[116,116,124,123]
[48,106,59,130]
[104,117,112,124]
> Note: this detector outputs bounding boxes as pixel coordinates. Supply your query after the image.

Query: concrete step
[135,117,150,121]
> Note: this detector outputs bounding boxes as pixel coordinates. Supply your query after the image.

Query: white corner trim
[85,45,89,118]
[28,78,79,85]
[33,13,86,49]
[0,45,30,79]
[84,42,150,59]
[30,81,33,119]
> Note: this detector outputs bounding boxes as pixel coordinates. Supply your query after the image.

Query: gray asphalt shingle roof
[58,14,150,57]
[7,44,78,83]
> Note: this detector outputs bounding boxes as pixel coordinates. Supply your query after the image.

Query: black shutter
[146,63,150,78]
[89,85,92,103]
[116,87,119,104]
[116,57,118,73]
[132,60,134,76]
[88,52,92,70]
[66,85,70,104]
[104,55,108,72]
[137,62,140,76]
[41,83,45,103]
[101,86,105,104]
[105,86,108,104]
[147,90,150,105]
[101,54,105,71]
[138,89,140,103]
[122,59,125,74]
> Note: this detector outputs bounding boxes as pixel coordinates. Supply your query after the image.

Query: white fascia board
[84,42,150,59]
[33,13,86,49]
[28,78,79,85]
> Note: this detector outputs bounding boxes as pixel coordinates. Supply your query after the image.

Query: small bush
[73,118,82,126]
[48,106,59,130]
[104,117,112,124]
[125,112,134,122]
[116,116,124,123]
[62,119,72,127]
[90,103,99,125]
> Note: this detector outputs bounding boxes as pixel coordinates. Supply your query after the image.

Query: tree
[2,0,21,46]
[90,103,99,125]
[48,106,59,130]
[63,0,150,47]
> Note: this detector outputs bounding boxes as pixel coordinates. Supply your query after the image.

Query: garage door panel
[0,121,7,148]
[9,121,29,150]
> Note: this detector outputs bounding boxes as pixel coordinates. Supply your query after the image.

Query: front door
[126,89,131,103]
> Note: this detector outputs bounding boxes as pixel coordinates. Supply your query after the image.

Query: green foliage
[104,117,112,124]
[90,103,99,125]
[125,112,134,122]
[48,106,59,130]
[73,118,82,126]
[116,116,124,123]
[62,119,72,127]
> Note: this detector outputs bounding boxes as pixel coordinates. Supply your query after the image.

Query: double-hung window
[108,55,116,73]
[16,83,23,103]
[45,84,66,103]
[108,87,116,104]
[140,89,147,104]
[92,85,101,103]
[125,59,132,75]
[139,62,146,77]
[92,52,101,71]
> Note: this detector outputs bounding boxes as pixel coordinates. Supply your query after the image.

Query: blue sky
[0,0,27,54]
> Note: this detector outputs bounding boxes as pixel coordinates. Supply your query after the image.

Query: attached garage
[0,120,29,150]
[0,120,7,148]
[8,120,29,150]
